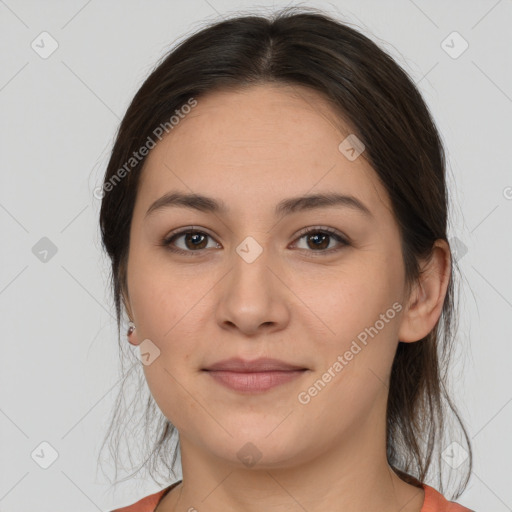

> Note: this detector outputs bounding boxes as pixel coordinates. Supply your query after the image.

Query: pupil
[187,232,206,249]
[309,233,328,250]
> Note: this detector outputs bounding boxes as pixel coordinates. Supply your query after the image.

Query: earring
[127,321,136,336]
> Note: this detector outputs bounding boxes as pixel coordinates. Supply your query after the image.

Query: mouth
[202,357,309,393]
[204,369,308,392]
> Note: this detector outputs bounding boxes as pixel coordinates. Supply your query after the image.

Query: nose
[214,246,291,337]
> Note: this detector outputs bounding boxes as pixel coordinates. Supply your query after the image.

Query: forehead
[136,84,392,220]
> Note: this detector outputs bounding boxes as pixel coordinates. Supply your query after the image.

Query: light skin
[122,84,451,512]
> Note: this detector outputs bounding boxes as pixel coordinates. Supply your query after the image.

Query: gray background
[1,0,511,510]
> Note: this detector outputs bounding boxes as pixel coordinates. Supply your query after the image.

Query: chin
[208,431,310,469]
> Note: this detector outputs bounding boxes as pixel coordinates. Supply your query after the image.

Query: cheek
[296,262,401,343]
[127,245,195,336]
[296,266,403,407]
[142,360,202,435]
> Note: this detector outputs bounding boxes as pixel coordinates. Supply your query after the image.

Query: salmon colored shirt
[111,481,475,512]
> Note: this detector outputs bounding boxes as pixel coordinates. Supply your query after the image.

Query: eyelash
[160,226,349,257]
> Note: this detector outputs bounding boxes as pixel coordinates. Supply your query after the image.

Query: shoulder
[111,481,475,512]
[110,489,166,512]
[111,481,180,512]
[421,484,475,512]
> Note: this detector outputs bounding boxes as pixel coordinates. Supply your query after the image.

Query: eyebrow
[145,191,373,219]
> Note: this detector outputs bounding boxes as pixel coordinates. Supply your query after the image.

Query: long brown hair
[98,6,472,498]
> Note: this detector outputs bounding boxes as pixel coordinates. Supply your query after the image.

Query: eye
[161,227,220,255]
[160,226,349,256]
[291,226,349,255]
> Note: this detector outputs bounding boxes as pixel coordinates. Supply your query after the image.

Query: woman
[99,7,475,512]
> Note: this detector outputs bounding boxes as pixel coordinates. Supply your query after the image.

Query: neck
[158,396,425,512]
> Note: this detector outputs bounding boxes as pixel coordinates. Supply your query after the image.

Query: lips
[202,357,308,392]
[203,357,307,372]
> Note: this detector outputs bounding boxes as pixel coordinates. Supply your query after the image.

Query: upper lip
[203,357,307,372]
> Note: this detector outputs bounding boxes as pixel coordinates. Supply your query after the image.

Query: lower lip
[204,370,306,392]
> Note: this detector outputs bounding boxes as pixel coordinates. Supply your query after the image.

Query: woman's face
[125,84,410,468]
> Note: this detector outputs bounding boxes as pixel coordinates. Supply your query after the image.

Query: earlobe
[397,240,451,343]
[121,286,140,345]
[127,321,140,345]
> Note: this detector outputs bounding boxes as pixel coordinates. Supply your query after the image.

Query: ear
[119,265,134,321]
[121,286,133,321]
[397,239,451,343]
[121,284,140,345]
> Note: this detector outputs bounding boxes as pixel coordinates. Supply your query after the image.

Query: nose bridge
[215,233,289,334]
[230,233,275,298]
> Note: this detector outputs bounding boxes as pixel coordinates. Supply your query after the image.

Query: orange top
[111,481,474,512]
